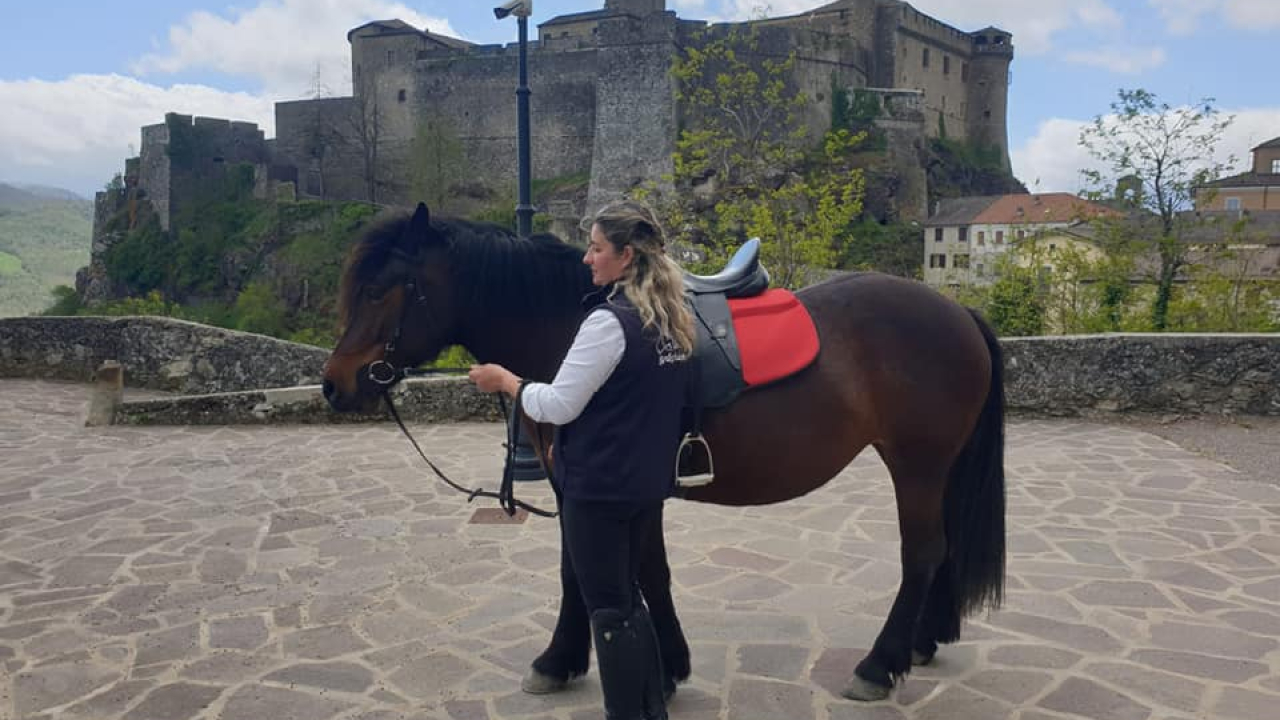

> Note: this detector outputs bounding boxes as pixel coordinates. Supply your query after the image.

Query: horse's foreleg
[526,502,592,692]
[847,449,948,701]
[637,505,691,693]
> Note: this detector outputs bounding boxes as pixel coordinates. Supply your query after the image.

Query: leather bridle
[362,280,557,519]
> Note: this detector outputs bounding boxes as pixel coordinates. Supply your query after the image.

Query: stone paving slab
[2,378,1279,720]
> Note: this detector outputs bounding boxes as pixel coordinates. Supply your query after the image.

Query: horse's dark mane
[339,211,591,329]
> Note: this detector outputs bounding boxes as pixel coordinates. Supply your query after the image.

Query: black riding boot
[591,605,668,720]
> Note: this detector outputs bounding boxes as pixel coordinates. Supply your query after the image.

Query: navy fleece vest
[554,296,690,502]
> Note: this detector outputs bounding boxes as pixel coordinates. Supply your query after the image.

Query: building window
[977,231,985,245]
[1016,230,1026,240]
[1272,159,1280,174]
[929,253,947,268]
[397,89,407,102]
[958,227,968,242]
[995,230,1004,244]
[1049,243,1057,251]
[934,228,944,242]
[943,56,950,75]
[1225,197,1241,210]
[961,62,968,81]
[387,50,394,63]
[954,254,970,269]
[976,263,985,276]
[923,48,930,68]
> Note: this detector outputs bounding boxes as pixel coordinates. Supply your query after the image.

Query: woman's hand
[469,364,521,396]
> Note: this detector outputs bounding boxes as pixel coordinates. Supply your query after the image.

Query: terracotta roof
[971,193,1115,225]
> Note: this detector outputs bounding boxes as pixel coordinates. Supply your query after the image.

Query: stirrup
[675,433,714,488]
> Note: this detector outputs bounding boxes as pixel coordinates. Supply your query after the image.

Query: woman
[470,200,694,720]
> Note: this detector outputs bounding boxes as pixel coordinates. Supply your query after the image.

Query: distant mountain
[17,184,87,203]
[0,182,86,210]
[0,182,44,210]
[0,185,92,317]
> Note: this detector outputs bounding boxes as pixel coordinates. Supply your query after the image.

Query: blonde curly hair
[590,200,695,354]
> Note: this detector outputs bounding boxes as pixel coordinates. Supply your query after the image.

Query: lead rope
[381,374,557,518]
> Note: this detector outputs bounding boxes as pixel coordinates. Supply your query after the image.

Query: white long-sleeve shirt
[521,309,626,425]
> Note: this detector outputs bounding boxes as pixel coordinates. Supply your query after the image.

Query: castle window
[961,62,968,81]
[934,228,944,242]
[1225,197,1241,210]
[923,48,930,68]
[398,89,407,102]
[943,56,950,75]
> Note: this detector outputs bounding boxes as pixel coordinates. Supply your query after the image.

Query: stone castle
[99,0,1013,249]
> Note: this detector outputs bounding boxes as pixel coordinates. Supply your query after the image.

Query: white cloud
[132,0,460,97]
[1149,0,1280,34]
[0,74,274,195]
[1062,46,1167,74]
[1012,106,1280,195]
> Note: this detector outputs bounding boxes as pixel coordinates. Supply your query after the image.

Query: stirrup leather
[675,433,714,488]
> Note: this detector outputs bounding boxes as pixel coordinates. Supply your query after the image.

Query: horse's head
[323,202,457,412]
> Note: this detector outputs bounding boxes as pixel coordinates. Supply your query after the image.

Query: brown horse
[322,204,1006,700]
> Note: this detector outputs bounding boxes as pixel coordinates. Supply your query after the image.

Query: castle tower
[965,26,1014,170]
[604,0,666,16]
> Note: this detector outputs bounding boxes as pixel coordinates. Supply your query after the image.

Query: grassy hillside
[0,187,93,317]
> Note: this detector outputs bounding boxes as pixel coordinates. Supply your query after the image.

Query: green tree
[410,114,464,210]
[985,257,1046,337]
[233,280,289,336]
[1079,88,1234,330]
[649,28,866,288]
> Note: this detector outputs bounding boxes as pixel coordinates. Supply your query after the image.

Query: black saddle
[677,240,770,490]
[683,239,770,298]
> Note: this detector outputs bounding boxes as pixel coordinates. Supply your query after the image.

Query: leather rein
[363,280,557,519]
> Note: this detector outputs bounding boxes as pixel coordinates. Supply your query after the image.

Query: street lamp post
[495,1,535,239]
[494,1,544,484]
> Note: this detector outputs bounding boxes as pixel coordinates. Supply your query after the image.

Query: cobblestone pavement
[2,379,1279,720]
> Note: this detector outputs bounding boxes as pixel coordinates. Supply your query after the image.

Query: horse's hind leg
[526,506,592,692]
[636,505,691,693]
[845,447,948,701]
[911,554,962,665]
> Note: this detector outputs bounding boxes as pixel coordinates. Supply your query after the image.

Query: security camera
[493,0,532,19]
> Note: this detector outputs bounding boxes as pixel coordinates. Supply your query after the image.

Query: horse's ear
[409,202,430,234]
[399,202,442,254]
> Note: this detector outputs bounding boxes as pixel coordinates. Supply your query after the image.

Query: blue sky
[2,0,1278,197]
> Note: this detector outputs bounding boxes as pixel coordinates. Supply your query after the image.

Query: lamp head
[494,0,532,19]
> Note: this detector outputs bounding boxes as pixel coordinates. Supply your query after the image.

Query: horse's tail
[938,308,1006,639]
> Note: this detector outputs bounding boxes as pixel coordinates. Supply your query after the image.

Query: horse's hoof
[912,650,935,666]
[521,667,569,694]
[841,675,891,702]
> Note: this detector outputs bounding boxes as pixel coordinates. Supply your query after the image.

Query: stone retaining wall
[0,317,327,394]
[1003,334,1280,417]
[3,317,1278,424]
[112,377,501,426]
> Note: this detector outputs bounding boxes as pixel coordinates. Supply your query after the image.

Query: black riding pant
[561,497,663,614]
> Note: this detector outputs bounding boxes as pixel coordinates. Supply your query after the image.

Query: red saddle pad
[726,289,820,387]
